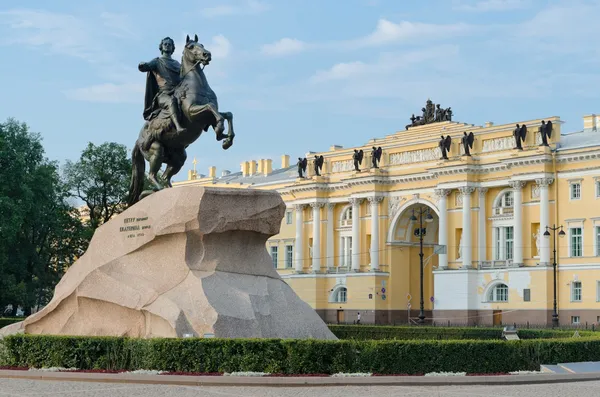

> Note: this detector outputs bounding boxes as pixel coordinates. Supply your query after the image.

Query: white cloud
[201,0,268,18]
[99,12,137,39]
[261,38,306,56]
[63,82,144,103]
[454,0,529,12]
[210,34,232,59]
[352,18,472,47]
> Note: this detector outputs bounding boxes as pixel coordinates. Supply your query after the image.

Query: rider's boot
[169,98,187,133]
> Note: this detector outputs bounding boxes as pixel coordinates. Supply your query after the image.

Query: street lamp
[410,207,434,325]
[543,225,565,328]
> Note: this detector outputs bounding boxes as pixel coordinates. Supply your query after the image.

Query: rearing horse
[127,34,235,206]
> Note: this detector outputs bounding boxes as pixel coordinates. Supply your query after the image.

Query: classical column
[509,181,526,266]
[478,188,488,265]
[434,189,450,269]
[460,187,475,268]
[349,197,363,271]
[536,178,554,266]
[311,202,324,272]
[368,196,383,271]
[326,203,335,271]
[294,204,305,272]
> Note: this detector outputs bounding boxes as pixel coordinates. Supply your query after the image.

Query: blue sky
[1,0,599,180]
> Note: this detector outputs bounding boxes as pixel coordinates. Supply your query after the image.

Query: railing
[479,260,516,269]
[340,219,352,227]
[493,206,514,216]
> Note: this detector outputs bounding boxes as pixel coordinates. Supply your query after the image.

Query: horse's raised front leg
[146,142,165,190]
[219,111,235,150]
[188,103,225,139]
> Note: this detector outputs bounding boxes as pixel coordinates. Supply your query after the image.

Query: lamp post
[543,224,565,328]
[410,207,434,325]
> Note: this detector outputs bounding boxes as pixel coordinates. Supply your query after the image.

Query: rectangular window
[571,183,581,199]
[572,281,582,302]
[505,227,514,261]
[340,236,352,267]
[270,246,278,269]
[571,228,583,257]
[285,211,292,225]
[597,281,600,302]
[285,245,293,268]
[572,316,581,325]
[596,227,600,256]
[523,289,531,302]
[596,181,600,198]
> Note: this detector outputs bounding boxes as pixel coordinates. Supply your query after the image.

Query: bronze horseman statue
[314,155,324,176]
[127,35,235,206]
[353,149,364,172]
[462,132,474,156]
[539,120,553,147]
[371,146,382,168]
[439,135,452,160]
[513,124,527,150]
[297,157,307,178]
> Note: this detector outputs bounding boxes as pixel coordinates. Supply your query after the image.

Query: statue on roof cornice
[405,99,453,130]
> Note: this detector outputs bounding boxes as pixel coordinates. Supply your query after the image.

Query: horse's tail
[127,143,145,207]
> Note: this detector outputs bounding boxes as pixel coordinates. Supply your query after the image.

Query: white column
[510,181,525,265]
[326,203,335,271]
[478,188,488,265]
[311,202,323,272]
[294,204,305,272]
[368,196,383,271]
[536,178,554,266]
[435,189,450,269]
[460,187,475,268]
[349,197,363,272]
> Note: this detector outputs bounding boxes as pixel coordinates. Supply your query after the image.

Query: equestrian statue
[127,35,235,206]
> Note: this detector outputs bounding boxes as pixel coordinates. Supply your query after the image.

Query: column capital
[294,204,306,211]
[478,187,489,196]
[509,180,526,190]
[367,196,384,204]
[326,202,336,210]
[348,197,364,205]
[459,186,476,196]
[434,188,451,198]
[535,177,554,187]
[310,202,325,208]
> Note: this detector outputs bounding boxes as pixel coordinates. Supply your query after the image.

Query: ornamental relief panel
[482,137,513,152]
[389,148,439,165]
[331,159,354,173]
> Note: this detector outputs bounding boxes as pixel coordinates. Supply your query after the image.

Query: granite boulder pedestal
[0,187,336,340]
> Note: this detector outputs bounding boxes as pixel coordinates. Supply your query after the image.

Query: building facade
[174,107,600,326]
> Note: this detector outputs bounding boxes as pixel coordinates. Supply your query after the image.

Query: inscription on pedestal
[120,216,152,238]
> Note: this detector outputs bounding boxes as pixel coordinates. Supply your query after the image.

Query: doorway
[493,310,502,326]
[337,310,345,324]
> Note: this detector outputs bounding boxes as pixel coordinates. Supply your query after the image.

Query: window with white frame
[570,227,583,257]
[571,182,581,199]
[488,283,509,302]
[494,191,514,215]
[596,181,600,198]
[340,236,352,267]
[572,316,581,325]
[270,246,278,269]
[285,211,293,225]
[571,281,582,302]
[596,281,600,302]
[334,287,347,303]
[285,245,293,268]
[341,206,352,227]
[493,226,514,261]
[596,227,600,256]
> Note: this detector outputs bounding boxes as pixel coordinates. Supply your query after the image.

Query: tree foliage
[63,142,130,230]
[0,119,88,315]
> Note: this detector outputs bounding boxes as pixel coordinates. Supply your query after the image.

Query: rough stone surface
[0,187,336,340]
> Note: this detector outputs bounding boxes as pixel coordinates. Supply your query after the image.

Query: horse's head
[183,34,212,67]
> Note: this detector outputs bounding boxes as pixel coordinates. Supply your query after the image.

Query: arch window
[334,287,347,303]
[340,206,352,227]
[494,191,514,215]
[488,283,508,302]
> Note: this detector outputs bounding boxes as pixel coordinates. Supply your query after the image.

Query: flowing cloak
[142,57,182,121]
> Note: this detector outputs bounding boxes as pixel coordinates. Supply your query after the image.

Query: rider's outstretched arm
[138,59,158,73]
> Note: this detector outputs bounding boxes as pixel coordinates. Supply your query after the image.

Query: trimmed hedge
[3,334,600,375]
[0,318,22,328]
[328,325,596,340]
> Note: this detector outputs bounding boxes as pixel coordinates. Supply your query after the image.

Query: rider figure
[139,37,187,150]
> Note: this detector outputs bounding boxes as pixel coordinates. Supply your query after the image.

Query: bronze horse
[127,34,234,206]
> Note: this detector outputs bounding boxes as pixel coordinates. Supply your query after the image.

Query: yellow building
[175,104,600,327]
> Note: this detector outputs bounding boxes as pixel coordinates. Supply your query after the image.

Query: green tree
[63,142,131,230]
[0,119,88,315]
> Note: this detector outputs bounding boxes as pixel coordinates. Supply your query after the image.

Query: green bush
[0,318,22,328]
[328,325,595,340]
[3,334,600,375]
